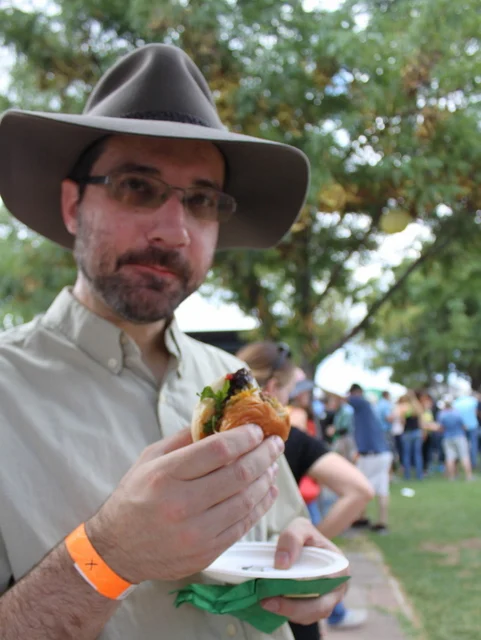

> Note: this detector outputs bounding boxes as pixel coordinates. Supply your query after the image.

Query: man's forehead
[99,134,224,165]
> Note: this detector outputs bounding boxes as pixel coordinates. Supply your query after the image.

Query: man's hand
[86,425,284,584]
[260,518,349,624]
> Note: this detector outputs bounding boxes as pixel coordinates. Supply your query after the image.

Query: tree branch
[314,210,382,308]
[323,231,452,356]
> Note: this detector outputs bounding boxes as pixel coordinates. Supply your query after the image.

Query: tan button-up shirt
[0,288,306,640]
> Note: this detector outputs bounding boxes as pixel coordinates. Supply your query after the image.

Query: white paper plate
[202,542,349,584]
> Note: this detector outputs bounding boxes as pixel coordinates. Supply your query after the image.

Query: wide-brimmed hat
[290,379,316,400]
[0,44,310,250]
[321,383,347,399]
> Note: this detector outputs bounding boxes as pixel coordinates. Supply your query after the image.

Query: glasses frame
[76,171,237,223]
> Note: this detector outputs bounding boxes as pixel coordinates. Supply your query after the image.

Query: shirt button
[108,358,118,370]
[226,623,237,637]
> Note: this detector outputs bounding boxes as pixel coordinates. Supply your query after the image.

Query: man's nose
[145,191,190,248]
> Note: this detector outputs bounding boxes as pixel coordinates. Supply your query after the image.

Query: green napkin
[172,576,350,634]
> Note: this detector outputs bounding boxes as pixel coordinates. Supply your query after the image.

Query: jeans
[466,428,479,469]
[307,500,322,526]
[430,431,445,468]
[328,601,347,625]
[401,429,423,480]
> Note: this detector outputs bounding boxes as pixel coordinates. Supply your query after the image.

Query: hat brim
[321,385,347,399]
[0,110,309,250]
[290,379,316,399]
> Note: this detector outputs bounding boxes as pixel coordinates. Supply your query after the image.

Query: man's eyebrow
[192,178,223,191]
[111,162,159,175]
[110,163,223,191]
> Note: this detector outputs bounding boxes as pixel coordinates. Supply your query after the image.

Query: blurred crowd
[236,340,480,638]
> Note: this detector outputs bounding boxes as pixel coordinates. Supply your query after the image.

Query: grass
[366,474,481,640]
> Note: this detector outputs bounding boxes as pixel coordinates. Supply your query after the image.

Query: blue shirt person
[453,394,478,431]
[348,386,388,453]
[436,407,465,439]
[376,392,394,433]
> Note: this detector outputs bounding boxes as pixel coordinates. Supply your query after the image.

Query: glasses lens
[111,172,168,208]
[185,188,236,223]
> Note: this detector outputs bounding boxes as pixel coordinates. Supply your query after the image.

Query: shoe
[351,518,371,528]
[370,523,389,535]
[328,608,368,629]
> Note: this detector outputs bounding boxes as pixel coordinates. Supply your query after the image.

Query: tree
[1,0,480,370]
[0,206,76,329]
[365,217,481,390]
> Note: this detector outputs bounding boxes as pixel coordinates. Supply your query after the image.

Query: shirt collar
[41,288,185,377]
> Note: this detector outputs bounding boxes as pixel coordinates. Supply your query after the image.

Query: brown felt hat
[0,44,310,250]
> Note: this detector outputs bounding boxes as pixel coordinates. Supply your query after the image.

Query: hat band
[122,110,211,127]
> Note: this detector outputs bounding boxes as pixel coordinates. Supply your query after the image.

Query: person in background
[429,395,446,473]
[376,390,395,472]
[390,398,405,474]
[397,390,425,481]
[348,384,392,534]
[321,394,339,445]
[311,393,326,428]
[419,391,440,474]
[289,367,318,436]
[237,342,373,637]
[437,399,473,481]
[324,388,356,463]
[453,391,479,470]
[377,391,394,435]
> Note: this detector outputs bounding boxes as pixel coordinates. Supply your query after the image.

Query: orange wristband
[65,523,137,600]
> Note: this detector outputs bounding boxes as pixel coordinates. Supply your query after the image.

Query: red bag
[299,475,321,503]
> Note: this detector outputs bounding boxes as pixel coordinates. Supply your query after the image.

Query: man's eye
[114,174,158,206]
[187,191,216,208]
[121,176,152,193]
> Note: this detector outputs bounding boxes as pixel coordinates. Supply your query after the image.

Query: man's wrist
[84,516,141,587]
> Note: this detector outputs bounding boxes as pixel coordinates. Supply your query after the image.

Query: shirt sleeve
[0,528,12,595]
[348,396,361,410]
[285,427,329,478]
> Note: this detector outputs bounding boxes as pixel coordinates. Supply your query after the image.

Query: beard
[74,216,201,324]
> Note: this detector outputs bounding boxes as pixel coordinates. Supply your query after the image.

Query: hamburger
[191,368,291,442]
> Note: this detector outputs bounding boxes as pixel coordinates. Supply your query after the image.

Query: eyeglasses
[76,170,237,223]
[268,342,292,381]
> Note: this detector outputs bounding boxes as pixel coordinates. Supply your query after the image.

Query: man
[437,399,473,481]
[348,384,392,534]
[0,45,346,639]
[453,391,479,470]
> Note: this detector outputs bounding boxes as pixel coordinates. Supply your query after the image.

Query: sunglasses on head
[267,342,292,380]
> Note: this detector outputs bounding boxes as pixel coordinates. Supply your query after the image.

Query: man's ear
[61,179,80,236]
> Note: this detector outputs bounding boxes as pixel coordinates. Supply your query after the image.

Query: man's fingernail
[275,551,290,568]
[272,435,285,453]
[262,599,280,613]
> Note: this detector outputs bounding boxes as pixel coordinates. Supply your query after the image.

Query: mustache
[116,247,193,281]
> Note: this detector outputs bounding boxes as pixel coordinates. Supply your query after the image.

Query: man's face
[68,136,224,323]
[296,390,311,410]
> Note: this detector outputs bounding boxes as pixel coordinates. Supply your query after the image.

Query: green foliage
[366,218,481,389]
[0,206,76,329]
[1,0,480,367]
